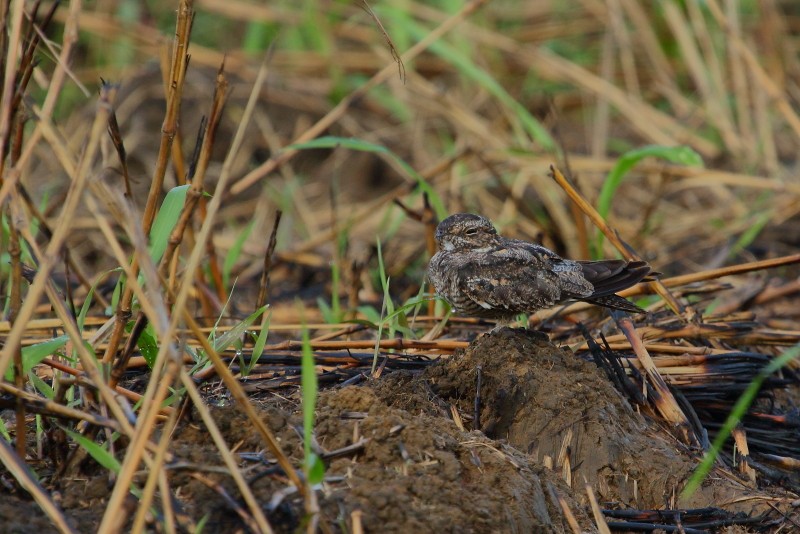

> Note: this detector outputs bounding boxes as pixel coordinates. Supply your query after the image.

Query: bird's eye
[465,228,478,236]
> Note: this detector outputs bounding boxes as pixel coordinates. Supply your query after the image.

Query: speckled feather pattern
[427,213,653,322]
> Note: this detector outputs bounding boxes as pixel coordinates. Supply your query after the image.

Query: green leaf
[135,322,159,369]
[355,306,381,326]
[0,417,11,441]
[300,326,318,476]
[111,184,189,306]
[64,427,121,473]
[729,210,772,259]
[244,311,271,377]
[594,145,703,257]
[148,184,190,265]
[211,305,269,354]
[286,136,447,222]
[78,269,118,330]
[5,336,69,380]
[28,372,55,400]
[316,297,334,324]
[306,452,325,485]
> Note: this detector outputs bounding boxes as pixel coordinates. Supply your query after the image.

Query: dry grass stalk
[616,316,698,446]
[549,164,684,315]
[585,482,612,534]
[100,0,195,370]
[731,425,757,486]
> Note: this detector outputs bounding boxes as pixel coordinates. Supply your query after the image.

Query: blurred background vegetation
[19,1,793,320]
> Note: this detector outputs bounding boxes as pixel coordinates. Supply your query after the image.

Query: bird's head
[434,213,498,251]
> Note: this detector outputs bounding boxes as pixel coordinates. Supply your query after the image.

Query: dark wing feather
[577,260,652,297]
[577,259,654,313]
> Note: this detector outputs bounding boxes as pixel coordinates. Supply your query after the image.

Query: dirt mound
[314,386,589,533]
[421,328,691,507]
[376,328,761,513]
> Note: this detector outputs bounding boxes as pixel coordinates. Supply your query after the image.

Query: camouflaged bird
[427,213,654,326]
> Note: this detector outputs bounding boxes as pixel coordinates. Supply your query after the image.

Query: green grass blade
[301,325,324,483]
[134,322,159,369]
[593,145,703,257]
[28,372,55,400]
[729,210,772,259]
[112,184,189,304]
[64,427,121,473]
[0,418,10,441]
[148,184,189,265]
[244,311,271,378]
[211,305,269,354]
[5,336,69,381]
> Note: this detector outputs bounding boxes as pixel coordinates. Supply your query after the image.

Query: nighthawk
[427,213,654,326]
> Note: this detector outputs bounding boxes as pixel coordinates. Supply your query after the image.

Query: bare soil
[3,328,785,532]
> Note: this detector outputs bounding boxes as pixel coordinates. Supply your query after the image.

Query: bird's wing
[456,242,593,313]
[577,259,652,297]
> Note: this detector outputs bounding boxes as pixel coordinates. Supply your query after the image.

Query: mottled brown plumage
[427,213,654,325]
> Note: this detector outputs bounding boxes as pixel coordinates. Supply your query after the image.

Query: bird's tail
[578,259,656,314]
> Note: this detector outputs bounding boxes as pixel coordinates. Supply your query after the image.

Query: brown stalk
[143,0,193,234]
[180,310,303,494]
[0,84,115,379]
[0,7,33,453]
[161,64,228,290]
[662,1,741,154]
[630,254,800,293]
[731,425,757,485]
[0,381,123,431]
[584,483,612,534]
[180,366,275,533]
[106,102,133,200]
[6,213,24,457]
[256,210,284,310]
[723,0,757,166]
[129,377,186,534]
[704,0,800,142]
[618,0,683,109]
[101,0,195,368]
[605,0,640,98]
[40,358,173,416]
[538,252,800,326]
[409,1,719,158]
[98,341,184,534]
[0,0,25,158]
[266,338,468,352]
[549,165,684,315]
[12,226,139,440]
[199,196,227,305]
[14,184,110,309]
[616,316,698,446]
[592,29,613,161]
